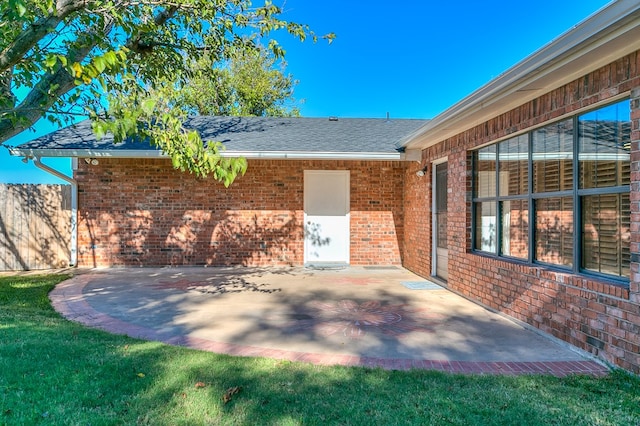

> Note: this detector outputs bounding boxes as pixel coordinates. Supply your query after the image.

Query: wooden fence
[0,184,72,271]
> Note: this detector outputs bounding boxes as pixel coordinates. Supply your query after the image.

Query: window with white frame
[472,99,631,282]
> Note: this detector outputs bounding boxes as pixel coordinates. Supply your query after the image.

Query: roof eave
[223,151,407,161]
[400,0,640,150]
[8,147,164,159]
[8,147,409,161]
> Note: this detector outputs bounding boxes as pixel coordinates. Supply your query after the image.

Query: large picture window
[472,99,631,281]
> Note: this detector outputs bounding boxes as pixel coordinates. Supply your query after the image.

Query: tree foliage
[0,0,332,184]
[175,46,300,117]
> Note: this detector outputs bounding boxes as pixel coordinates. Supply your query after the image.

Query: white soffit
[402,0,640,150]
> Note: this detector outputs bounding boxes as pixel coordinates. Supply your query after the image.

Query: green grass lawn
[1,274,639,425]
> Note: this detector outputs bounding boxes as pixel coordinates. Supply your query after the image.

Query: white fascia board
[8,147,165,158]
[9,147,408,161]
[400,1,640,150]
[220,151,406,161]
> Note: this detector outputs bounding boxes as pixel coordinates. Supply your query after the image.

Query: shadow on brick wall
[79,209,314,268]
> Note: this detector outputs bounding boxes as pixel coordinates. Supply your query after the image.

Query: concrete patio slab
[49,266,609,376]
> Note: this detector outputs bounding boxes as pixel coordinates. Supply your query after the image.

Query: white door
[433,161,448,281]
[304,170,350,265]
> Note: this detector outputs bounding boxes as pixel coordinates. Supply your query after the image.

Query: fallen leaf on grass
[195,382,206,389]
[222,386,243,404]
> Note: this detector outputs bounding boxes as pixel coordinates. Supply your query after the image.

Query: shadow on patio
[49,266,608,376]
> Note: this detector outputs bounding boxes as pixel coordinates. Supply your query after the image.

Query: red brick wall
[350,163,405,264]
[403,158,432,274]
[75,159,405,268]
[403,51,640,373]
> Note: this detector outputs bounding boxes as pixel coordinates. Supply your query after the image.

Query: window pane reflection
[582,193,630,277]
[579,102,631,189]
[475,146,496,198]
[533,119,574,193]
[475,202,496,253]
[500,200,529,259]
[535,197,573,267]
[499,135,528,196]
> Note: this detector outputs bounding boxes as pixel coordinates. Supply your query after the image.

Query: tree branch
[0,0,87,72]
[0,69,15,110]
[127,5,178,54]
[0,2,184,143]
[0,14,113,144]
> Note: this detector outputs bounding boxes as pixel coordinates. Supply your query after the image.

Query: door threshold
[305,263,349,271]
[430,276,448,287]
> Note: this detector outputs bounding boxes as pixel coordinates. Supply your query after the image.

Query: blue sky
[0,0,611,183]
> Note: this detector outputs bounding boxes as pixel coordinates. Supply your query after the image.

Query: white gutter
[221,151,406,161]
[32,157,77,267]
[10,148,410,161]
[7,148,163,159]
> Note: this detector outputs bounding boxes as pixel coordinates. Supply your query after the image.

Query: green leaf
[103,51,117,65]
[93,57,106,74]
[44,55,57,69]
[141,99,157,115]
[14,0,27,17]
[92,122,106,140]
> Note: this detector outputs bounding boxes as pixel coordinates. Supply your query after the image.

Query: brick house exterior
[75,159,406,268]
[402,51,640,373]
[9,2,640,373]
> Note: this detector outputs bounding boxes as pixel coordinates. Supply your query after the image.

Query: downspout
[32,157,77,267]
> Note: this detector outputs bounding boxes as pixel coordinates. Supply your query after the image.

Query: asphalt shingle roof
[10,116,429,157]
